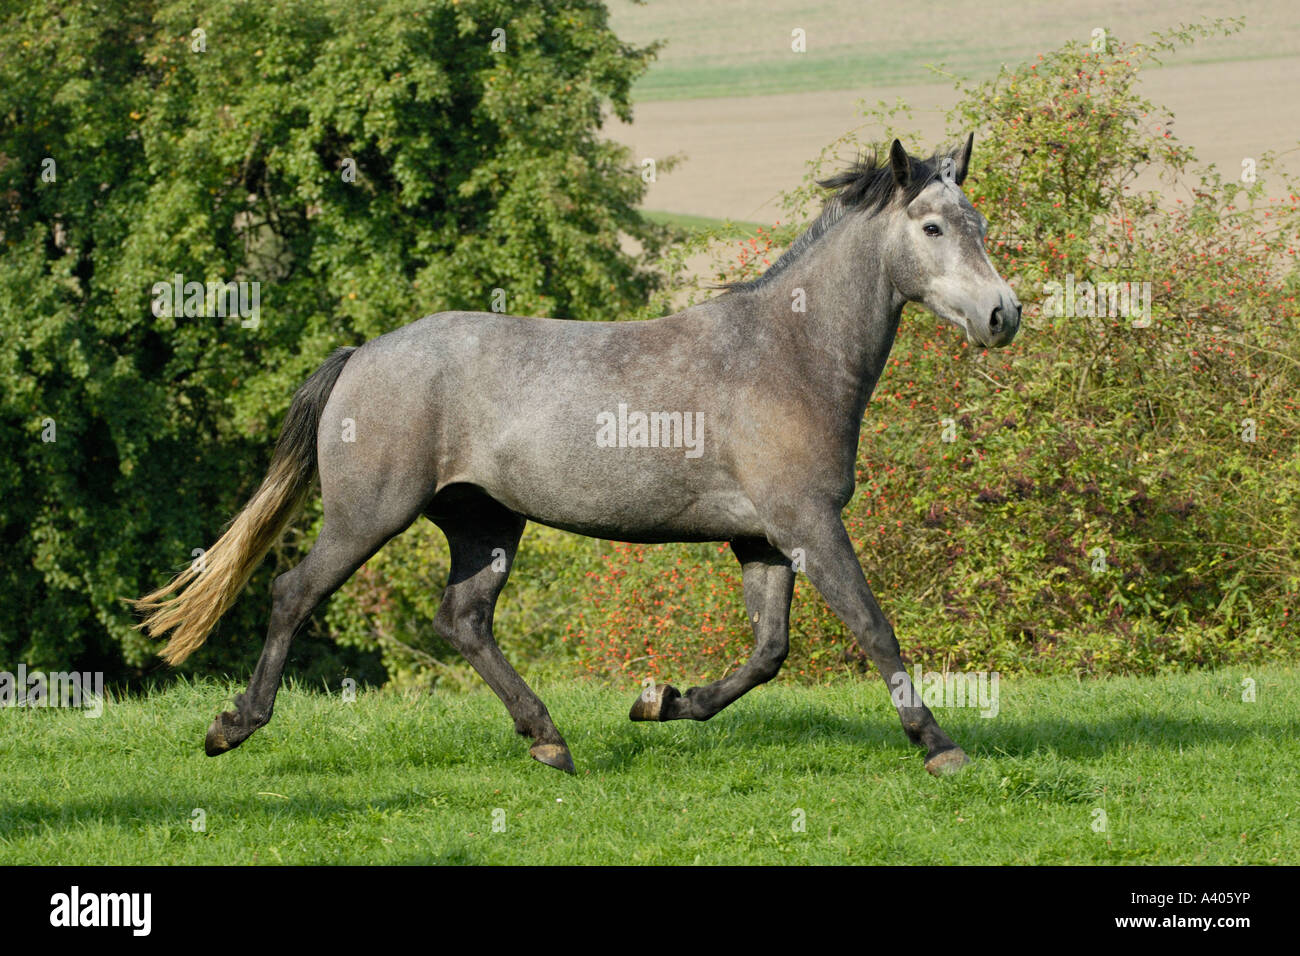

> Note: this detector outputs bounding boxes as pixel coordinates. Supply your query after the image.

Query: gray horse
[134,135,1020,776]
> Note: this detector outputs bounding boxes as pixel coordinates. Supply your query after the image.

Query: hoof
[204,710,247,757]
[529,742,575,774]
[924,747,971,777]
[629,682,680,722]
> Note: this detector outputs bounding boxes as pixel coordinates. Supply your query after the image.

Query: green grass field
[641,209,767,235]
[2,667,1296,864]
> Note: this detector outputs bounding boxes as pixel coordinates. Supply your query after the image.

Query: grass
[641,209,767,236]
[2,667,1297,864]
[625,45,1019,102]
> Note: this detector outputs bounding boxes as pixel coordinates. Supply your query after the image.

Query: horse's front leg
[776,510,969,775]
[629,537,793,721]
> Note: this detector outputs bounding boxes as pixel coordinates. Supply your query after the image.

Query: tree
[0,0,666,680]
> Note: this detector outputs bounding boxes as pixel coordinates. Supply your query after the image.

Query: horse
[133,135,1021,776]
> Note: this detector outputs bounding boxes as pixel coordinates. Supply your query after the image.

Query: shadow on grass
[195,693,1298,777]
[586,697,1294,768]
[0,785,447,843]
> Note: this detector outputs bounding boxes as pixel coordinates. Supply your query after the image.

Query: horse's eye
[923,223,943,237]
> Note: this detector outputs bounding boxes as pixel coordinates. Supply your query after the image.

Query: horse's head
[880,135,1020,348]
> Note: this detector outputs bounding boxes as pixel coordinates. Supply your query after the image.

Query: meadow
[3,667,1295,864]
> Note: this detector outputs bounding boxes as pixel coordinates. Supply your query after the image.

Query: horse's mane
[722,149,943,294]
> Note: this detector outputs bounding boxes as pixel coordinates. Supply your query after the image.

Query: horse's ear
[950,132,974,185]
[889,139,911,188]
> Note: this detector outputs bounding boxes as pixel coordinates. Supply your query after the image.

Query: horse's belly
[499,482,766,544]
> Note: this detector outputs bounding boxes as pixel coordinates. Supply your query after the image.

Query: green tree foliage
[0,0,665,680]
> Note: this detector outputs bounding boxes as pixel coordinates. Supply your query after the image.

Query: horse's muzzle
[984,298,1021,348]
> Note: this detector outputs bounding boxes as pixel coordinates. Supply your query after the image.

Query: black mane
[723,149,943,293]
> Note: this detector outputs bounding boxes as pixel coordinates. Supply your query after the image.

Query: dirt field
[605,2,1300,222]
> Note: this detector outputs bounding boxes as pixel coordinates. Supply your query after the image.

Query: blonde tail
[132,347,356,664]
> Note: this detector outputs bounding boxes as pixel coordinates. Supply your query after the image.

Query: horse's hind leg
[205,514,414,754]
[630,537,793,722]
[206,470,430,755]
[431,499,574,773]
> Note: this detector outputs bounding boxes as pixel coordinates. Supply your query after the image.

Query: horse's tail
[132,346,357,665]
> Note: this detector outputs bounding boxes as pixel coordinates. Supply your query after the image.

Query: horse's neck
[755,217,904,424]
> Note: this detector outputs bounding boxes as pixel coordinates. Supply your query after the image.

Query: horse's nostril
[989,307,1002,332]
